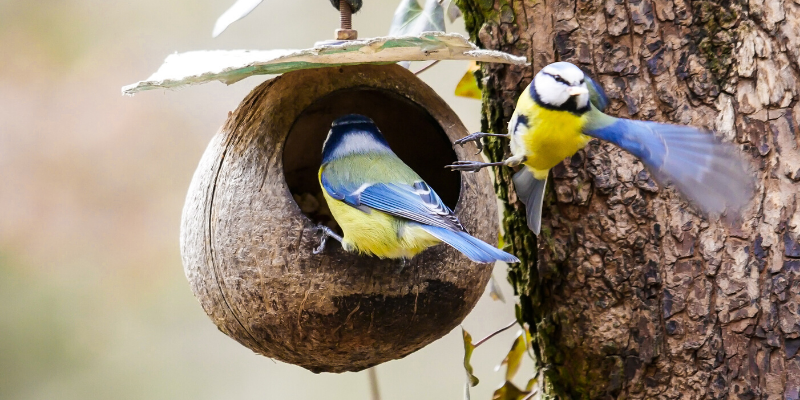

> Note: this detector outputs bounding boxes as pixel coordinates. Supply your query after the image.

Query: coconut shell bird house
[123,4,526,373]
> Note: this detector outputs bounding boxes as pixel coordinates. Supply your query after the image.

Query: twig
[474,320,517,348]
[368,367,381,400]
[521,389,539,400]
[414,60,440,75]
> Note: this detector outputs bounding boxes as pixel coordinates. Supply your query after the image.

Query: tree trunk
[457,0,800,398]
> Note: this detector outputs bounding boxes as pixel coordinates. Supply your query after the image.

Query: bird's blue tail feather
[512,167,547,235]
[420,225,519,264]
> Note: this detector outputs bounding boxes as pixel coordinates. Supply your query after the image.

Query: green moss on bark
[692,0,741,81]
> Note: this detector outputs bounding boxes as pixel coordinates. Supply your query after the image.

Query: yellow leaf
[525,376,538,392]
[455,61,482,99]
[492,381,529,400]
[462,327,479,386]
[499,330,527,381]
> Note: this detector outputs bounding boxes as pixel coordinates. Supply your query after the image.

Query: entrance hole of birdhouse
[282,87,461,230]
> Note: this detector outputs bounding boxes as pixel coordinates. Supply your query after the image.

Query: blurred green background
[0,1,529,398]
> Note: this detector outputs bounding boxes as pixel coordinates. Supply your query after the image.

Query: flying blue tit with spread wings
[448,61,753,235]
[314,114,519,264]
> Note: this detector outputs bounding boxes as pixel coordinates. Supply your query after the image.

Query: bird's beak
[567,86,589,96]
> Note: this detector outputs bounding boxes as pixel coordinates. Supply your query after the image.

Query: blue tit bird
[313,114,519,264]
[448,61,753,235]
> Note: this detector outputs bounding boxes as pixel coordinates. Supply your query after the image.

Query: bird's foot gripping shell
[453,132,509,154]
[446,160,506,173]
[313,225,343,254]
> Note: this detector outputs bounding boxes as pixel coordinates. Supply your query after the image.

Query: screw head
[336,29,358,40]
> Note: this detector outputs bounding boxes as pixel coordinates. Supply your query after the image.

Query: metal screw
[336,0,357,40]
[340,0,352,30]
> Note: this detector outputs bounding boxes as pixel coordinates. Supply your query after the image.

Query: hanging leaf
[446,0,462,22]
[524,326,535,360]
[489,274,506,302]
[390,0,423,35]
[514,303,524,325]
[497,330,527,381]
[525,376,539,392]
[454,61,482,99]
[497,229,506,249]
[212,0,264,38]
[491,381,530,400]
[461,327,479,387]
[389,0,445,36]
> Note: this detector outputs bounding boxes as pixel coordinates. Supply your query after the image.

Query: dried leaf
[122,33,528,95]
[488,274,506,302]
[461,327,479,386]
[454,61,481,99]
[212,0,263,38]
[389,0,445,36]
[492,381,529,400]
[498,330,527,381]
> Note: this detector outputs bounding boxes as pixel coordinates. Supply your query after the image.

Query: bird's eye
[554,76,569,85]
[579,78,585,84]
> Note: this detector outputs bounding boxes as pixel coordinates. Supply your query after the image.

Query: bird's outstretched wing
[583,109,753,216]
[321,171,464,232]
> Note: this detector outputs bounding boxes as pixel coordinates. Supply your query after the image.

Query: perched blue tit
[314,114,519,264]
[449,61,753,234]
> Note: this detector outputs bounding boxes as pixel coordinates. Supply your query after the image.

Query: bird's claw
[313,225,342,254]
[445,160,490,173]
[313,225,334,254]
[313,226,328,255]
[453,132,486,154]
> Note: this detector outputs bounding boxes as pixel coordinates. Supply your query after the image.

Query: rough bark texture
[458,0,800,398]
[180,64,498,373]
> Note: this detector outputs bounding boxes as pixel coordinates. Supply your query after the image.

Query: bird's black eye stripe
[543,71,570,85]
[579,78,585,84]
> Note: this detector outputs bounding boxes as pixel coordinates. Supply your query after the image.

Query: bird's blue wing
[583,110,753,215]
[321,169,464,231]
[320,170,361,205]
[359,182,465,232]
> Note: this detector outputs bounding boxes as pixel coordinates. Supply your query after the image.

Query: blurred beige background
[0,1,530,399]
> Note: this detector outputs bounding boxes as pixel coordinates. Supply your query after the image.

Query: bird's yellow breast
[319,175,440,259]
[511,95,592,179]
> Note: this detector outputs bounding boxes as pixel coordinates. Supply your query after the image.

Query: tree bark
[457,0,800,398]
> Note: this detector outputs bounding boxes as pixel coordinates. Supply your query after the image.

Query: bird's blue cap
[322,114,391,163]
[331,114,376,127]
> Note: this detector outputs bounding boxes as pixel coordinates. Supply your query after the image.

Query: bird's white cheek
[578,92,590,109]
[538,89,570,107]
